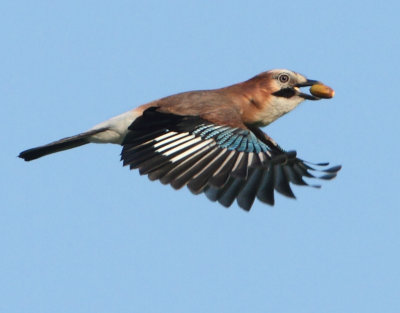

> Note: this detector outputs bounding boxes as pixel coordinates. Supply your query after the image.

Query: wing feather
[256,167,275,205]
[237,169,264,211]
[217,177,247,208]
[120,108,341,210]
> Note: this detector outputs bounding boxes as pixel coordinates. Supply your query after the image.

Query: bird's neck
[223,76,303,127]
[221,78,272,126]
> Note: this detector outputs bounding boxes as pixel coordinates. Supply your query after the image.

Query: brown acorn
[310,84,335,99]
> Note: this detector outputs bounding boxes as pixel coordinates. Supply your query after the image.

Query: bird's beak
[295,79,320,88]
[294,79,335,100]
[294,79,321,100]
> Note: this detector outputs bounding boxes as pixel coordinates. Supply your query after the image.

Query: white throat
[257,96,305,126]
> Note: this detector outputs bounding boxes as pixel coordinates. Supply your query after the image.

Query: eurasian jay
[19,69,340,210]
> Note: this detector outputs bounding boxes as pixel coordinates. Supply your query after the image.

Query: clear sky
[1,1,399,312]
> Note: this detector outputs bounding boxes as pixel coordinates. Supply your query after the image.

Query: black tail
[19,128,107,161]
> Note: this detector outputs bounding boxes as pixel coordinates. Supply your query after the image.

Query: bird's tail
[19,128,107,161]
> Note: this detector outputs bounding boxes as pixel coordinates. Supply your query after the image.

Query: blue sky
[1,1,399,312]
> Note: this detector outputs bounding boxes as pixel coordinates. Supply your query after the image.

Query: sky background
[1,1,399,312]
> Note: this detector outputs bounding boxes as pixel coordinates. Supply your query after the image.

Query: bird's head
[242,69,334,126]
[267,69,322,100]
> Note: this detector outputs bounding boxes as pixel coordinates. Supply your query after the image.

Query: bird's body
[19,69,340,210]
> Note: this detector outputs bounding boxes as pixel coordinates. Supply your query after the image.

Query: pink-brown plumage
[19,69,340,210]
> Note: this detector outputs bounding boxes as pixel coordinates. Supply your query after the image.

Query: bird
[19,69,341,211]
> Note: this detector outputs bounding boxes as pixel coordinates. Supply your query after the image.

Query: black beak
[295,79,320,88]
[295,79,321,100]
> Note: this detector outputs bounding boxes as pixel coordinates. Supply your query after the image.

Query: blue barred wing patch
[192,124,270,154]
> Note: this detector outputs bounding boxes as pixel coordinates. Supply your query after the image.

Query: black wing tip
[280,182,297,198]
[237,199,253,211]
[18,150,37,161]
[257,195,275,206]
[327,164,342,173]
[319,173,337,180]
[316,164,342,179]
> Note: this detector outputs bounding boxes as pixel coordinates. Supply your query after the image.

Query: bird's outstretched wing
[121,107,341,210]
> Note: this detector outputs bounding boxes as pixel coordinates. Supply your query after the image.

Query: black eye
[278,73,290,83]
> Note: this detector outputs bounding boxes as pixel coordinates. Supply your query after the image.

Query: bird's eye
[278,73,290,83]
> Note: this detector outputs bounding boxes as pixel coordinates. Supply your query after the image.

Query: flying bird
[19,69,340,210]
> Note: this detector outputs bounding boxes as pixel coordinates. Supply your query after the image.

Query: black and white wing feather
[121,108,341,210]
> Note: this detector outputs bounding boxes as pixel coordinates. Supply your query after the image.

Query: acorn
[310,84,335,99]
